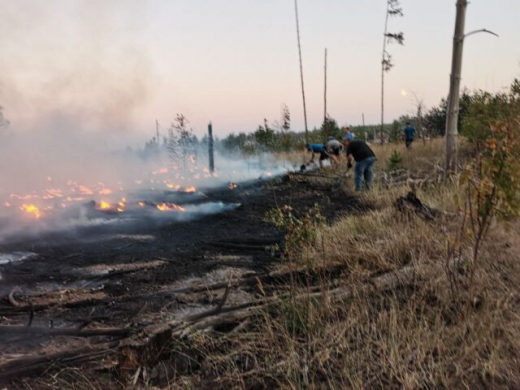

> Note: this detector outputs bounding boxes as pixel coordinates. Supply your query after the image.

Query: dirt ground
[0,174,364,387]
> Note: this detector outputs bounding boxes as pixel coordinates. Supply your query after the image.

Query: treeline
[137,79,519,157]
[219,88,482,154]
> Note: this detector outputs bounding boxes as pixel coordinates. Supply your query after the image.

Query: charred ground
[0,173,364,385]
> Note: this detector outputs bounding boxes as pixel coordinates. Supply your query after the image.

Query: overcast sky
[1,0,519,141]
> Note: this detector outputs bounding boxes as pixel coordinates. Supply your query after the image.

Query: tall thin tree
[381,0,404,143]
[324,48,328,126]
[294,0,309,143]
[445,0,467,173]
[445,1,498,174]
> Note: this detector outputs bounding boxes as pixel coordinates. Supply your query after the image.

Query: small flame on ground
[156,203,186,212]
[99,200,111,210]
[20,204,41,219]
[79,185,93,195]
[229,183,238,190]
[184,187,196,193]
[115,198,127,212]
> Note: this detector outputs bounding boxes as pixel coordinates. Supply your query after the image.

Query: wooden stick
[0,325,132,338]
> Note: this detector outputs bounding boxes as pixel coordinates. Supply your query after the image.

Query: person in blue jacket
[305,143,329,169]
[403,122,417,149]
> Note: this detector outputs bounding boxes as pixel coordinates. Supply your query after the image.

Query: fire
[99,188,112,195]
[20,204,41,219]
[184,187,196,193]
[229,183,238,190]
[117,198,127,212]
[156,203,186,212]
[99,200,111,210]
[79,185,93,195]
[138,201,145,207]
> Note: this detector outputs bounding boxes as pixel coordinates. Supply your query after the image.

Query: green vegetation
[388,149,403,170]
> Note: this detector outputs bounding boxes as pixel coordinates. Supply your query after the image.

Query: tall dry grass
[188,141,520,390]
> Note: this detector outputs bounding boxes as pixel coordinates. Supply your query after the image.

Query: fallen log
[0,263,350,316]
[0,325,132,338]
[0,341,119,384]
[205,242,270,251]
[178,263,420,333]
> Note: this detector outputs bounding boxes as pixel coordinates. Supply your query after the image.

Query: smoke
[0,134,292,242]
[0,1,297,243]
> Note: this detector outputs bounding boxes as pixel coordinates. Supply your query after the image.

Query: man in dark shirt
[345,139,376,191]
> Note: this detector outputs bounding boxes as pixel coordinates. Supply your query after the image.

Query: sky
[0,0,519,143]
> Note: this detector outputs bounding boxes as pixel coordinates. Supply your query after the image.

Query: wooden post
[208,123,215,173]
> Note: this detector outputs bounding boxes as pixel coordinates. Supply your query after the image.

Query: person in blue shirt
[305,143,329,169]
[403,122,417,149]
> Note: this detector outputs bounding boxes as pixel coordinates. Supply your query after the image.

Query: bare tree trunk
[380,2,390,144]
[324,48,328,125]
[445,0,468,174]
[294,0,309,143]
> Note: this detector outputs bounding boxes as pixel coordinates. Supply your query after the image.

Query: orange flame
[21,204,41,219]
[99,200,111,210]
[79,185,93,195]
[229,183,238,190]
[184,187,196,193]
[156,203,186,212]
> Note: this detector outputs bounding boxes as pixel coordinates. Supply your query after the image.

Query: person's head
[343,126,351,134]
[305,143,311,152]
[406,121,411,126]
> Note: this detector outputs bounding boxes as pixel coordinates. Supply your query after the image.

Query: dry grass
[190,193,520,390]
[183,141,520,390]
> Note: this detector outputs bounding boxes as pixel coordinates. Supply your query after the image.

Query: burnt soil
[0,174,365,386]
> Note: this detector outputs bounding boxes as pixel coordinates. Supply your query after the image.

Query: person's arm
[347,154,353,169]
